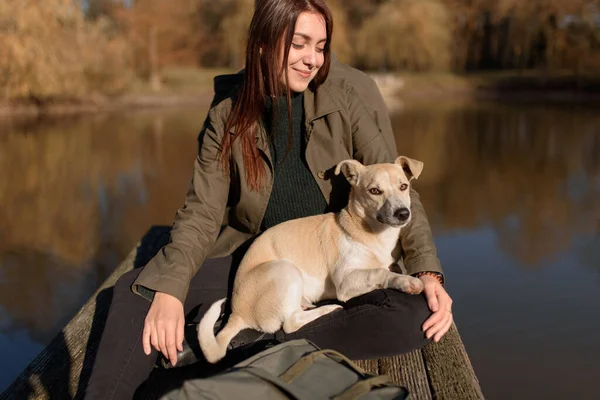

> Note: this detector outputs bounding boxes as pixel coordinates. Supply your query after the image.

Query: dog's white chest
[336,233,396,270]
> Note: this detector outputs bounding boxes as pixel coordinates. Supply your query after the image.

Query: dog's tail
[198,298,247,363]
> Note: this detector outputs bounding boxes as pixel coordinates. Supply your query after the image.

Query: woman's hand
[142,292,185,367]
[419,275,453,342]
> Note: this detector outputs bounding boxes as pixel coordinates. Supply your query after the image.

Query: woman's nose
[303,48,317,68]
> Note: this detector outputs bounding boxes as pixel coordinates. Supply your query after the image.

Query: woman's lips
[294,68,312,79]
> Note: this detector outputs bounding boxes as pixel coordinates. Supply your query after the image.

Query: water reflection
[390,103,600,399]
[0,101,599,396]
[392,104,600,266]
[0,108,209,389]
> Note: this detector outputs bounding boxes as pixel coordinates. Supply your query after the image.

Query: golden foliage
[219,0,254,69]
[0,0,132,100]
[327,0,353,64]
[444,0,600,71]
[357,0,453,71]
[492,0,600,71]
[116,0,204,78]
[1,0,599,100]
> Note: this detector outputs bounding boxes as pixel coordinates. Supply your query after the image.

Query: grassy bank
[2,68,600,118]
[377,70,600,108]
[0,68,235,117]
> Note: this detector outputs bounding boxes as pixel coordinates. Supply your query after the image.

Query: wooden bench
[1,226,484,399]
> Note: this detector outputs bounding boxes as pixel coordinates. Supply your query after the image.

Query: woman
[86,0,453,398]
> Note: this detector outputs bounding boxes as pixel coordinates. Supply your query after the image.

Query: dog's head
[335,156,423,228]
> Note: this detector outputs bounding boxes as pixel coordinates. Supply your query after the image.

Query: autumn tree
[357,0,453,71]
[86,0,122,20]
[219,0,254,69]
[0,0,132,100]
[327,0,353,64]
[442,0,600,71]
[342,0,392,29]
[117,0,204,91]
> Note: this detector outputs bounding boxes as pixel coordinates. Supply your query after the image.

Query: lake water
[1,99,599,399]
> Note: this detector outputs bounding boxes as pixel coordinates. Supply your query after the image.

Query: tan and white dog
[198,156,426,363]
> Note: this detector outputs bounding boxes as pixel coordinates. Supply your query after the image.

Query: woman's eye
[292,43,304,50]
[316,47,325,53]
[369,188,382,195]
[400,184,408,191]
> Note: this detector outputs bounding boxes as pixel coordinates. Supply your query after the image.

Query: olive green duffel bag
[161,339,408,400]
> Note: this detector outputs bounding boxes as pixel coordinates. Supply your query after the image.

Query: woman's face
[284,11,327,92]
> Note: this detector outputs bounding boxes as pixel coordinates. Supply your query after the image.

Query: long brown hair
[220,0,333,191]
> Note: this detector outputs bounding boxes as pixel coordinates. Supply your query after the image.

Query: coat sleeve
[345,81,444,277]
[132,107,230,304]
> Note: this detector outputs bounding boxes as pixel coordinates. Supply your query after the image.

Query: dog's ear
[395,156,424,181]
[335,159,364,185]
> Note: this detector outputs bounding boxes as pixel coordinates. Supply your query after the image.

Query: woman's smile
[293,68,313,79]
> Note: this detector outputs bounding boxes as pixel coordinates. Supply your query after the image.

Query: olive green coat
[133,59,443,304]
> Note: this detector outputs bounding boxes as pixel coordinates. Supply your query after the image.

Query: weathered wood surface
[1,226,484,400]
[354,324,484,400]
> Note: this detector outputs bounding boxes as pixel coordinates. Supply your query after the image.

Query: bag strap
[280,349,367,383]
[333,375,394,400]
[244,366,327,400]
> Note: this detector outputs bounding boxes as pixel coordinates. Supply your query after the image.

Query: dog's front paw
[407,276,425,294]
[392,275,424,294]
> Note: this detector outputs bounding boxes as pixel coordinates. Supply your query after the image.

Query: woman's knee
[346,289,431,321]
[380,289,432,348]
[345,289,432,332]
[350,289,432,352]
[293,289,433,358]
[381,289,431,320]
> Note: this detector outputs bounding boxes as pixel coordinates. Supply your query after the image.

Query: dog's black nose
[394,207,410,222]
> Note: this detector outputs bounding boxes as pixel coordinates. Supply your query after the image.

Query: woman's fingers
[422,309,444,333]
[151,324,160,353]
[142,322,152,355]
[433,313,454,342]
[142,292,185,362]
[424,287,439,312]
[158,324,169,360]
[425,311,446,339]
[166,324,179,367]
[144,317,180,365]
[176,318,184,353]
[425,308,453,340]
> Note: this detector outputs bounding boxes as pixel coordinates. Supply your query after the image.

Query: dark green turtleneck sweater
[260,92,328,231]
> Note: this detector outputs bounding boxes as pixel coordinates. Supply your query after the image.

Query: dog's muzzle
[376,205,411,227]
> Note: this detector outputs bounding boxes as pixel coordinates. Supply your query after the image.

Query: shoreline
[2,72,600,118]
[0,91,214,119]
[370,72,600,111]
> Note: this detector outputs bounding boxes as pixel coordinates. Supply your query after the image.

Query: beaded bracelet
[413,271,444,286]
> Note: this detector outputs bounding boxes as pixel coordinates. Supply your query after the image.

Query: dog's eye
[368,188,382,195]
[400,184,408,191]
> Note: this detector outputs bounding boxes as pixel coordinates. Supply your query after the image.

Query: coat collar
[221,70,341,152]
[252,85,340,155]
[303,82,341,123]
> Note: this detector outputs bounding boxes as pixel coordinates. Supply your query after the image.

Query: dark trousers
[85,256,432,399]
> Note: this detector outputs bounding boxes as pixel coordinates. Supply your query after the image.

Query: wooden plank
[421,323,485,399]
[356,351,433,400]
[380,351,433,400]
[353,359,380,376]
